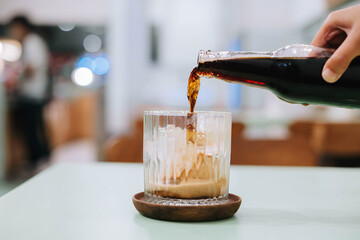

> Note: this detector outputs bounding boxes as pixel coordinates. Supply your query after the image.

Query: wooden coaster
[132,192,241,222]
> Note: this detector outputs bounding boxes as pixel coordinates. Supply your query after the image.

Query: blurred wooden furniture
[230,120,316,166]
[104,121,317,166]
[311,122,360,166]
[311,122,360,155]
[104,118,143,163]
[104,121,245,164]
[289,120,314,141]
[231,138,316,166]
[45,93,98,148]
[231,128,316,166]
[232,122,245,136]
[105,135,142,163]
[289,120,360,166]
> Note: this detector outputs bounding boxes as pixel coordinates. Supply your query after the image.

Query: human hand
[312,5,360,83]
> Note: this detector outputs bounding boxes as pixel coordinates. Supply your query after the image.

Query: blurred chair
[232,122,245,137]
[104,135,142,163]
[231,121,316,166]
[311,122,360,167]
[104,119,360,166]
[289,120,360,167]
[231,136,316,166]
[104,121,317,166]
[45,93,98,148]
[289,120,314,141]
[104,120,318,166]
[311,122,360,154]
[104,121,246,163]
[104,119,143,163]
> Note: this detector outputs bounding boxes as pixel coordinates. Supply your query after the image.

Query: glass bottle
[196,44,360,108]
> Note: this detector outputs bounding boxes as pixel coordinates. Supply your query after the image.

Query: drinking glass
[143,111,232,205]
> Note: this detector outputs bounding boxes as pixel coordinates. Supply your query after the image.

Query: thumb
[322,33,360,83]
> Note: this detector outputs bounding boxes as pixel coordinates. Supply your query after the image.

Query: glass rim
[144,110,231,117]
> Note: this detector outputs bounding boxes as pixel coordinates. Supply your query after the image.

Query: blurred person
[6,16,51,170]
[312,4,360,83]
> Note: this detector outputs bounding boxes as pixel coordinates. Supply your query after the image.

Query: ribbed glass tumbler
[143,111,232,205]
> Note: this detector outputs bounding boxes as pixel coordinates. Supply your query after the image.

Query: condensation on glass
[143,111,232,205]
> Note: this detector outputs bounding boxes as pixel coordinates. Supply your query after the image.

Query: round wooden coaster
[132,192,241,222]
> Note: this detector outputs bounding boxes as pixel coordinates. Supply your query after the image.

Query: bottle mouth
[197,44,335,64]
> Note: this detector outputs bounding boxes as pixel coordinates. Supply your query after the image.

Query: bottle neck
[197,50,271,64]
[197,45,335,64]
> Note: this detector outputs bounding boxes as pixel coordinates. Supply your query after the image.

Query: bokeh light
[83,35,102,53]
[0,40,22,62]
[92,57,110,75]
[0,59,4,75]
[58,24,75,32]
[77,57,93,69]
[76,55,110,75]
[71,67,94,86]
[0,42,3,54]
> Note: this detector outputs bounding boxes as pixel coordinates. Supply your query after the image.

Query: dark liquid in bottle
[187,56,360,112]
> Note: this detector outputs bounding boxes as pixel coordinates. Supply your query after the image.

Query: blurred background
[1,0,360,195]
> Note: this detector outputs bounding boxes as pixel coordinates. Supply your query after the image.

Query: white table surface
[0,162,360,240]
